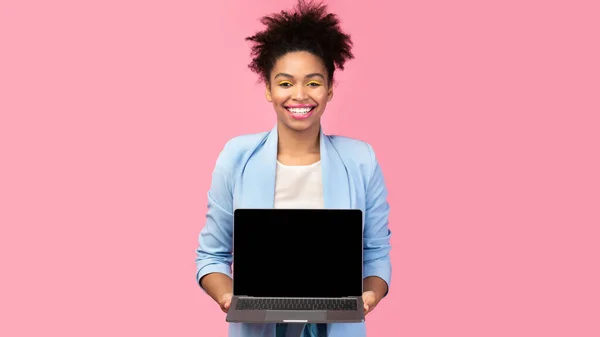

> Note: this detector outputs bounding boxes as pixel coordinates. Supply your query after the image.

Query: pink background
[1,0,599,336]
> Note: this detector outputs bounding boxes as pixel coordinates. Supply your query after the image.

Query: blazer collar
[239,124,351,209]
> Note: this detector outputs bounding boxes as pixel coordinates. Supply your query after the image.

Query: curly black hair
[245,0,354,85]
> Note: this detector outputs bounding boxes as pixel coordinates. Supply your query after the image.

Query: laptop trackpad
[266,310,327,322]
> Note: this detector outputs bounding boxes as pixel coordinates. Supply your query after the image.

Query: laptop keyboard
[236,298,357,311]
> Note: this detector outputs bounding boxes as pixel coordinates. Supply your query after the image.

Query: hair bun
[245,0,354,84]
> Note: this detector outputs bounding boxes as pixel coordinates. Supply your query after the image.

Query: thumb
[221,293,233,308]
[362,291,376,307]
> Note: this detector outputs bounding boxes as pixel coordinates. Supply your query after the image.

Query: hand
[218,293,233,313]
[362,290,378,316]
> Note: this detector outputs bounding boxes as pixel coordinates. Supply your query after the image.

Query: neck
[277,121,321,156]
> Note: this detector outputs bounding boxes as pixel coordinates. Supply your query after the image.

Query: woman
[195,1,392,336]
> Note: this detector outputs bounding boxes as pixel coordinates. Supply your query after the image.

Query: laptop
[226,208,365,324]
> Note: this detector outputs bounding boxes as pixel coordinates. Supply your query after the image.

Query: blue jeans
[276,323,328,337]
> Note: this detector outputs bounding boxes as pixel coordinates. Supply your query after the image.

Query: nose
[292,85,308,100]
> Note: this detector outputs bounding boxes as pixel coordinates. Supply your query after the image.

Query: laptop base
[226,296,364,324]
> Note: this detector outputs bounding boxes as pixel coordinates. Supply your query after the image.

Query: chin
[280,119,319,133]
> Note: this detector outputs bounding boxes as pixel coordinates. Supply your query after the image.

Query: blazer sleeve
[363,144,392,295]
[195,141,235,290]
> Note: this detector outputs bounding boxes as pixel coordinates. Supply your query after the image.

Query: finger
[221,301,230,313]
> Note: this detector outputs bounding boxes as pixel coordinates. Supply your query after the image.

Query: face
[266,51,333,134]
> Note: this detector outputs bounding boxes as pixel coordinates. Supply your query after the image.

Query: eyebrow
[274,73,325,80]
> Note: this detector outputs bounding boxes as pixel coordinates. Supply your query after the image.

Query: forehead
[271,51,327,77]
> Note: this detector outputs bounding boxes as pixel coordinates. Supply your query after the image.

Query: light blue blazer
[195,124,392,337]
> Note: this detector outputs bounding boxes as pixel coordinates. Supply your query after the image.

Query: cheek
[313,89,330,103]
[270,89,288,104]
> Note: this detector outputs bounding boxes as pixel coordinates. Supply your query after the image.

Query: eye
[278,81,293,87]
[306,81,322,87]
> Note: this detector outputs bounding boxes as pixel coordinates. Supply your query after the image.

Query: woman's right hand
[218,292,233,313]
[199,273,234,313]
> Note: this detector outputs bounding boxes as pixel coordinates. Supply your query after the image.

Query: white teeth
[287,107,313,114]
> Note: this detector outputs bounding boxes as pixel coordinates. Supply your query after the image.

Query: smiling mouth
[285,106,315,115]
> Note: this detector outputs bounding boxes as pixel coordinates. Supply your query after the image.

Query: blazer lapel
[237,125,278,209]
[320,127,353,209]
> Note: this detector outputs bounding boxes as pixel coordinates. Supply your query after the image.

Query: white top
[273,160,324,209]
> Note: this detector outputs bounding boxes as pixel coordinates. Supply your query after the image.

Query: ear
[327,83,334,102]
[265,82,273,102]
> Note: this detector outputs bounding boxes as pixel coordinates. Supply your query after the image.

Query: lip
[285,105,316,120]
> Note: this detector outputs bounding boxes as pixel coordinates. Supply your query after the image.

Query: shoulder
[326,134,379,173]
[214,131,270,169]
[223,131,269,152]
[327,134,375,158]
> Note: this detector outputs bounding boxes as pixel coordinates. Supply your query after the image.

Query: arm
[363,276,388,302]
[362,145,392,312]
[200,272,233,312]
[195,143,235,310]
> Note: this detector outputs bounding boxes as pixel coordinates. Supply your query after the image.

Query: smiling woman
[244,0,352,151]
[195,1,393,337]
[267,51,332,133]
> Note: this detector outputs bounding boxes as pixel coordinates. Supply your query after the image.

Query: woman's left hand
[362,290,378,315]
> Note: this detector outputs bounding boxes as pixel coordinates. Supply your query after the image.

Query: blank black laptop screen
[233,209,363,298]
